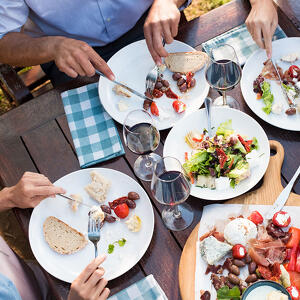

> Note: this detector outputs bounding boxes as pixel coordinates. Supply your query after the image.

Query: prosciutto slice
[261,59,283,80]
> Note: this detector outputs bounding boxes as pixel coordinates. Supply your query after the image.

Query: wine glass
[205,44,242,109]
[123,109,160,181]
[151,156,193,231]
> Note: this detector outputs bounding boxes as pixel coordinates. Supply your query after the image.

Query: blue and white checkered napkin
[108,275,168,300]
[202,23,287,65]
[61,83,125,168]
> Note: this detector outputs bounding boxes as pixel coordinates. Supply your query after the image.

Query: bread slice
[164,51,208,74]
[43,216,87,255]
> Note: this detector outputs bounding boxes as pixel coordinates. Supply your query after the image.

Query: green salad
[183,120,258,189]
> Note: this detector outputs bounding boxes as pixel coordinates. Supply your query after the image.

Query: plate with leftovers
[163,107,270,200]
[29,168,154,283]
[241,37,300,131]
[194,204,300,300]
[98,39,210,130]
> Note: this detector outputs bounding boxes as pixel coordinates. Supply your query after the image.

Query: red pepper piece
[237,134,251,152]
[289,65,300,78]
[152,89,164,98]
[165,88,179,99]
[288,246,298,272]
[184,152,188,162]
[286,248,292,261]
[192,135,204,143]
[232,244,246,259]
[287,227,300,248]
[172,100,186,113]
[257,265,273,280]
[272,211,291,227]
[216,148,228,169]
[296,247,300,273]
[108,196,128,210]
[287,286,300,300]
[248,210,264,225]
[186,72,194,88]
[150,102,159,116]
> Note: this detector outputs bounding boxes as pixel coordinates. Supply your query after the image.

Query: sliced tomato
[150,102,159,116]
[172,100,186,113]
[152,89,163,98]
[165,88,178,99]
[216,148,228,169]
[237,134,251,152]
[289,65,300,78]
[114,203,129,219]
[286,227,300,248]
[248,210,264,225]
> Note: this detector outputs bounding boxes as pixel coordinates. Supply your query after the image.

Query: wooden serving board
[178,140,300,300]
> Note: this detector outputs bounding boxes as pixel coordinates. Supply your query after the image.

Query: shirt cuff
[179,0,192,10]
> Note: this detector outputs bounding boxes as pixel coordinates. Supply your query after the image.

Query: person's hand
[7,172,66,209]
[246,0,278,58]
[68,255,110,300]
[53,37,115,80]
[144,0,181,64]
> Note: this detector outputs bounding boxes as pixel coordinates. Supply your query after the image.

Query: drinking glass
[151,156,193,231]
[205,44,242,109]
[123,109,160,181]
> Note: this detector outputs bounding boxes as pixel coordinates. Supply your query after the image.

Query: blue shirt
[0,0,190,46]
[0,273,22,300]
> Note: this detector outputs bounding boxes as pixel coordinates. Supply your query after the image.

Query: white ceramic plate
[98,39,209,130]
[163,107,270,200]
[29,168,154,283]
[241,37,300,131]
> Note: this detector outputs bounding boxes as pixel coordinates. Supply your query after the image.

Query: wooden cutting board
[178,140,300,300]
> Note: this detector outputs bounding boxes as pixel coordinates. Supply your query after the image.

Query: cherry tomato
[287,286,300,300]
[165,88,178,99]
[150,102,159,116]
[289,65,300,78]
[172,100,186,113]
[272,211,291,227]
[248,210,264,225]
[114,203,129,219]
[232,244,247,259]
[152,89,163,98]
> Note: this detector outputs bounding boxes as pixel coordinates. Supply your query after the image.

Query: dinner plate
[98,39,210,130]
[241,37,300,131]
[163,107,270,201]
[29,168,154,283]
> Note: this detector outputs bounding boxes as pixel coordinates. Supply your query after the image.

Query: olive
[228,273,240,285]
[229,265,240,276]
[248,262,257,274]
[100,205,111,215]
[126,199,136,209]
[200,291,211,300]
[155,81,163,90]
[172,72,182,81]
[177,78,186,86]
[104,215,116,223]
[128,192,140,200]
[244,254,252,264]
[233,259,246,267]
[245,274,258,283]
[286,107,296,115]
[179,82,187,93]
[162,80,170,87]
[190,78,196,88]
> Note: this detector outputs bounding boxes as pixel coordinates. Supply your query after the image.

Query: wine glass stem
[144,155,152,168]
[173,205,182,219]
[222,91,227,106]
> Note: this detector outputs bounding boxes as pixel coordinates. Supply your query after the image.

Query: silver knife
[57,193,92,209]
[96,70,153,103]
[204,97,212,138]
[270,59,296,112]
[265,165,300,219]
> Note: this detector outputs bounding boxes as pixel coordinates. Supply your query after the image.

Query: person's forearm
[0,32,62,67]
[154,0,187,8]
[249,0,273,6]
[0,187,15,212]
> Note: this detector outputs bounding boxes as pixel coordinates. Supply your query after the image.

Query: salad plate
[241,37,300,131]
[29,168,154,283]
[163,107,270,201]
[98,39,209,130]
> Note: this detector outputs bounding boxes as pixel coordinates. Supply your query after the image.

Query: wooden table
[0,1,299,299]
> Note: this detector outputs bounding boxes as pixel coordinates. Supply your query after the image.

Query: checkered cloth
[202,24,287,66]
[61,83,125,168]
[108,275,168,300]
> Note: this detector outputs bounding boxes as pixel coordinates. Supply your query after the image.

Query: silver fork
[145,39,166,95]
[88,214,101,258]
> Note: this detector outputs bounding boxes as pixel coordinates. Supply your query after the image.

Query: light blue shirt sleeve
[0,0,29,39]
[0,273,22,300]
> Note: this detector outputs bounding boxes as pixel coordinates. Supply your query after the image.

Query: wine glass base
[213,96,240,110]
[162,202,194,231]
[134,153,161,181]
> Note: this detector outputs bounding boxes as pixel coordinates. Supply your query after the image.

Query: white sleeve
[0,0,29,39]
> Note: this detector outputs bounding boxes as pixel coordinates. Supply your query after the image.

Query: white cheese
[272,103,283,114]
[90,206,105,222]
[158,64,166,73]
[69,194,83,212]
[117,100,129,112]
[199,236,232,265]
[158,108,170,121]
[281,52,299,63]
[295,82,300,90]
[125,215,142,232]
[112,84,131,98]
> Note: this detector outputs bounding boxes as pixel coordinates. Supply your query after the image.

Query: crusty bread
[164,51,208,74]
[43,216,87,255]
[85,171,111,203]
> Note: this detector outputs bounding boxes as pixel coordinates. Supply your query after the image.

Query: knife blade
[265,165,300,219]
[57,193,92,209]
[96,70,153,103]
[270,59,296,109]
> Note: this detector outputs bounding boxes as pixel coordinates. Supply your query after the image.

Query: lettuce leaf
[183,151,209,174]
[216,120,234,137]
[217,286,241,300]
[261,81,274,115]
